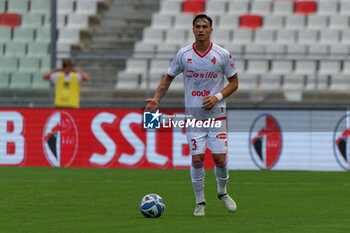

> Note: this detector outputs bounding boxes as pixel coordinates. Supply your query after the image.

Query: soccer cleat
[218,193,237,213]
[193,202,206,216]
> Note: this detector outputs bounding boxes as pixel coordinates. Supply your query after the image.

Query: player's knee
[192,154,205,164]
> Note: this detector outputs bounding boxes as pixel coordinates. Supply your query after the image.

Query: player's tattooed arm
[145,74,175,111]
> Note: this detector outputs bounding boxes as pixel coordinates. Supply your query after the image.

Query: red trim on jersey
[193,42,213,58]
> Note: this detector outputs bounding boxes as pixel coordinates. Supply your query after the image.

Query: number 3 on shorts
[191,139,197,150]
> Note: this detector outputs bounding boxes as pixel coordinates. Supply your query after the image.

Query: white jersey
[168,42,237,120]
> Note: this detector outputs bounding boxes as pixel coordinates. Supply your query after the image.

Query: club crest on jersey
[211,57,216,65]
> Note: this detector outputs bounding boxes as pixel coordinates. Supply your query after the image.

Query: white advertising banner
[227,110,349,171]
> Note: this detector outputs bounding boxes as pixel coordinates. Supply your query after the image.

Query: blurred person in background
[43,59,90,108]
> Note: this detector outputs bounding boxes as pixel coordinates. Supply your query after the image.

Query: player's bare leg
[191,154,206,216]
[213,153,237,213]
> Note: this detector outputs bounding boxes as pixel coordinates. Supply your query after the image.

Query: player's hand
[202,96,218,110]
[145,98,158,112]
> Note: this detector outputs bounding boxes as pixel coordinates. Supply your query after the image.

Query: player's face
[192,18,212,43]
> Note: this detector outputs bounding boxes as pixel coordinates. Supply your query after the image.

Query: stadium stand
[112,0,350,104]
[0,0,350,108]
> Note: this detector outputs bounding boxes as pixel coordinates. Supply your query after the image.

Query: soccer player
[145,14,239,216]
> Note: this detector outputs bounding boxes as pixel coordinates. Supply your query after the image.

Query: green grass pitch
[0,167,350,233]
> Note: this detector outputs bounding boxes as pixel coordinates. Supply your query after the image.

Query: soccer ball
[139,194,165,218]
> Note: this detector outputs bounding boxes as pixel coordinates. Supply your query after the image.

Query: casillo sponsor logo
[192,90,210,96]
[186,70,218,79]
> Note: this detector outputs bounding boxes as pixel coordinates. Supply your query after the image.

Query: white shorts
[186,118,227,155]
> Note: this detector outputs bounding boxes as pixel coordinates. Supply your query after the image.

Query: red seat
[240,14,262,29]
[182,0,206,15]
[294,1,317,15]
[0,12,21,28]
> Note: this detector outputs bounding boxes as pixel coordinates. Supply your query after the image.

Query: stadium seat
[0,27,12,42]
[254,29,274,44]
[58,0,74,14]
[35,28,51,43]
[237,74,258,91]
[259,74,281,91]
[341,61,350,74]
[159,1,182,15]
[329,15,349,30]
[30,0,50,16]
[152,14,173,30]
[133,42,155,59]
[329,74,350,91]
[116,72,140,89]
[7,0,29,14]
[244,44,265,59]
[142,28,164,44]
[205,1,226,16]
[263,15,283,29]
[308,44,328,57]
[227,1,249,15]
[282,74,305,91]
[182,0,205,15]
[0,57,18,72]
[0,0,5,12]
[13,27,35,42]
[174,14,193,30]
[319,29,340,45]
[270,60,293,74]
[240,14,263,29]
[297,29,318,44]
[156,43,177,59]
[265,44,285,58]
[317,1,338,16]
[27,42,49,57]
[285,15,306,29]
[218,15,239,29]
[66,14,89,29]
[250,1,271,15]
[58,28,80,44]
[5,41,26,57]
[307,15,327,29]
[0,71,9,88]
[294,1,317,15]
[222,43,243,56]
[40,57,51,72]
[32,72,50,88]
[10,72,31,89]
[232,29,253,44]
[246,60,269,74]
[19,57,41,72]
[330,44,349,58]
[294,60,316,75]
[165,28,187,45]
[0,13,21,28]
[276,29,297,44]
[339,1,350,15]
[341,30,350,44]
[21,13,43,28]
[286,44,307,57]
[211,28,231,45]
[75,0,98,15]
[318,61,341,75]
[272,0,294,15]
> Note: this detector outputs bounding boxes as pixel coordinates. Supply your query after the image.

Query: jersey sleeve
[167,50,183,77]
[49,72,59,84]
[222,50,237,78]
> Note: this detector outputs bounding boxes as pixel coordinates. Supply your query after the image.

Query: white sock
[190,161,205,204]
[214,158,229,195]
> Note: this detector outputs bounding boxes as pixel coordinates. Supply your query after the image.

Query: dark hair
[192,14,212,27]
[62,59,73,68]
